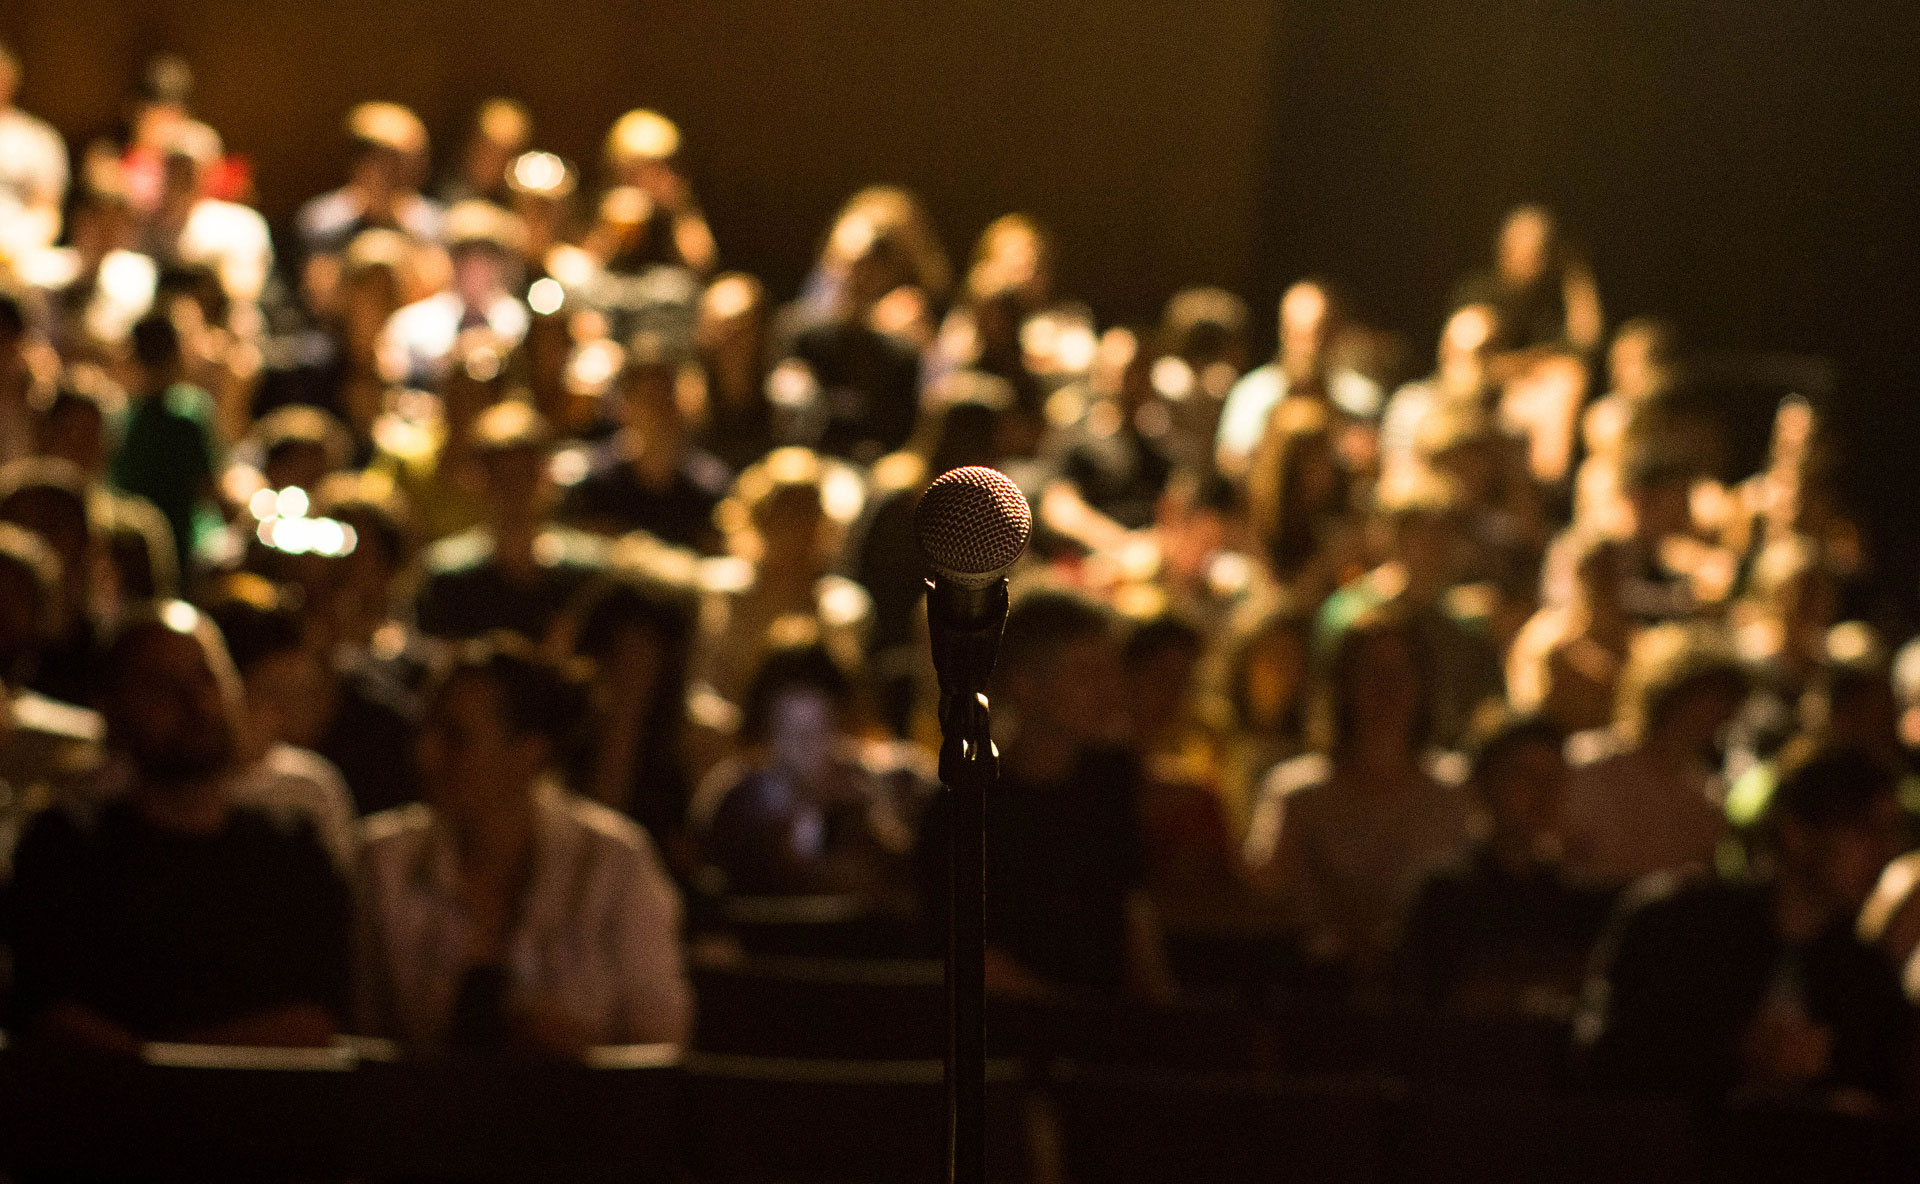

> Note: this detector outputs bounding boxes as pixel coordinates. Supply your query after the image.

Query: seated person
[35,368,178,599]
[414,401,605,643]
[0,524,105,865]
[690,447,871,711]
[916,591,1173,1000]
[1396,713,1614,1014]
[690,643,922,909]
[1245,607,1472,988]
[1215,278,1383,477]
[203,583,358,872]
[5,603,351,1051]
[1576,745,1911,1105]
[384,200,529,389]
[0,458,109,708]
[356,635,691,1054]
[1562,624,1748,887]
[554,331,728,553]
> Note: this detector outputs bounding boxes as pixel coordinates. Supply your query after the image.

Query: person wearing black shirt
[4,604,350,1050]
[784,224,923,464]
[416,401,605,643]
[916,591,1171,998]
[1575,745,1913,1105]
[1397,714,1614,1012]
[557,332,727,554]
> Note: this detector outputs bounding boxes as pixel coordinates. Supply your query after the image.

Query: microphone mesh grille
[914,466,1032,586]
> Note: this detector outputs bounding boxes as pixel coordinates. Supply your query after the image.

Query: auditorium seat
[681,1051,1029,1183]
[1399,1089,1702,1184]
[692,955,947,1058]
[0,1042,686,1181]
[1050,1062,1402,1184]
[713,893,930,958]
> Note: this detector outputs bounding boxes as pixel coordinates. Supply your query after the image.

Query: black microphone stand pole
[927,577,1008,1184]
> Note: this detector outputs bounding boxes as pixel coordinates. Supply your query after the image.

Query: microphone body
[913,467,1030,1184]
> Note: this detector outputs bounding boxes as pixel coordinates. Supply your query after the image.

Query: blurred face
[768,686,838,787]
[1126,642,1199,750]
[1659,678,1744,759]
[1279,284,1331,366]
[480,446,547,527]
[1013,633,1124,748]
[1792,794,1905,913]
[1497,209,1553,285]
[452,245,508,306]
[38,404,107,475]
[1609,332,1660,400]
[619,367,681,437]
[244,648,332,750]
[107,625,240,783]
[756,486,827,574]
[1344,630,1421,751]
[1395,511,1461,592]
[601,623,665,711]
[1440,306,1497,371]
[160,153,204,209]
[1479,739,1568,854]
[1628,477,1692,542]
[263,441,333,494]
[416,673,544,828]
[1243,627,1306,734]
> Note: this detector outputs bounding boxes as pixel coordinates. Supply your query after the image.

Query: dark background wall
[6,0,1917,605]
[0,0,1278,322]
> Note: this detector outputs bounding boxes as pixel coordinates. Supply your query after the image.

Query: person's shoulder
[160,382,215,424]
[1226,363,1283,404]
[535,525,611,572]
[10,689,105,747]
[1259,751,1333,804]
[559,790,652,854]
[1613,869,1758,936]
[358,801,436,853]
[1329,368,1385,419]
[421,527,495,575]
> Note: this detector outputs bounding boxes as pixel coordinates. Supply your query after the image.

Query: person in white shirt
[0,42,69,256]
[144,121,273,310]
[355,636,691,1055]
[1215,279,1383,477]
[383,200,529,388]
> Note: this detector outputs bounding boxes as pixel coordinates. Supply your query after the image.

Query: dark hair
[204,591,305,676]
[740,643,855,744]
[995,589,1112,687]
[437,632,589,750]
[1468,712,1565,785]
[1766,744,1897,833]
[0,459,92,546]
[0,521,60,635]
[130,313,183,373]
[0,288,26,340]
[1123,612,1204,670]
[1321,607,1432,755]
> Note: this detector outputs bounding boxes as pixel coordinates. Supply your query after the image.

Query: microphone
[913,465,1029,1184]
[914,465,1032,702]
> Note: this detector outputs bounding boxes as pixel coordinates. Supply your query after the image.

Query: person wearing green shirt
[112,312,219,579]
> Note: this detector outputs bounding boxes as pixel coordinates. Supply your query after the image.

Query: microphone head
[915,466,1032,589]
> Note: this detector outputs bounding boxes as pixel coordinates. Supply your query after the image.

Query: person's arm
[610,831,694,1046]
[1123,891,1177,1002]
[1562,260,1604,355]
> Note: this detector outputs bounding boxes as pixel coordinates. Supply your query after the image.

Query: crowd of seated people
[3,44,1920,1125]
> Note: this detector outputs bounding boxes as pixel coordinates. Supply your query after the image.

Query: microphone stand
[926,576,1007,1184]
